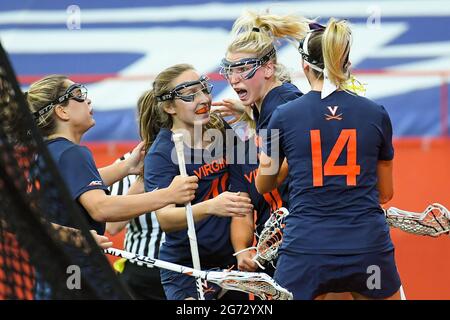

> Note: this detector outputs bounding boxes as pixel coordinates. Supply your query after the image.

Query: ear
[302,60,309,73]
[53,104,70,121]
[163,103,176,116]
[264,61,276,79]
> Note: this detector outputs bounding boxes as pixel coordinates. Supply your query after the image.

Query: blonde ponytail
[227,10,309,80]
[322,18,352,87]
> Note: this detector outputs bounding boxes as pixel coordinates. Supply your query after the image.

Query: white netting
[385,203,450,237]
[254,207,289,267]
[206,270,293,300]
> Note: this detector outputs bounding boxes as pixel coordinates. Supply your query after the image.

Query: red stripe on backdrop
[17,70,450,85]
[18,72,225,85]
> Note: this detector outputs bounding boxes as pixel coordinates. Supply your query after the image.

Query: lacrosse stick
[172,133,204,300]
[234,207,289,270]
[105,247,293,300]
[385,203,450,237]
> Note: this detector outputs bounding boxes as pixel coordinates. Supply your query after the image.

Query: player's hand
[126,142,145,175]
[205,191,253,217]
[90,230,113,249]
[167,175,199,204]
[236,250,258,272]
[212,99,248,124]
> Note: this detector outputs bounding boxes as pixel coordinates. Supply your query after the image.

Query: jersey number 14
[310,129,361,187]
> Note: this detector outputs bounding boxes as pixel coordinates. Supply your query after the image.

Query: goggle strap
[157,76,211,102]
[32,83,86,120]
[33,104,55,119]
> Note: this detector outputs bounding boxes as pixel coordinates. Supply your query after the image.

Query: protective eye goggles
[33,83,88,119]
[219,47,276,81]
[156,75,213,103]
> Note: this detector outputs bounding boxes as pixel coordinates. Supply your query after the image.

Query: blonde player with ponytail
[256,19,402,300]
[214,10,308,278]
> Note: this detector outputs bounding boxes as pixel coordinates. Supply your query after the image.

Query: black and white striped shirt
[109,152,165,266]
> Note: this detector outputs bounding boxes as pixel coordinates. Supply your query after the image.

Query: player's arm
[155,192,253,233]
[105,178,145,235]
[231,200,258,272]
[105,220,128,236]
[99,142,145,186]
[377,160,394,204]
[276,159,289,186]
[79,175,198,222]
[255,151,281,194]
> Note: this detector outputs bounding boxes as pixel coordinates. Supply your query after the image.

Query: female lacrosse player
[256,19,402,300]
[140,64,253,300]
[26,75,199,299]
[26,75,198,233]
[214,10,307,273]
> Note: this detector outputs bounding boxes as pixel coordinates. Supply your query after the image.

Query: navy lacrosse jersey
[144,128,234,267]
[229,82,302,233]
[265,90,395,255]
[46,137,108,235]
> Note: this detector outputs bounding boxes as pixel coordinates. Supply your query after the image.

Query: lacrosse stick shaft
[173,133,204,300]
[105,248,293,300]
[105,248,205,279]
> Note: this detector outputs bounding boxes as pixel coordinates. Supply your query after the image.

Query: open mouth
[195,105,210,115]
[234,88,248,101]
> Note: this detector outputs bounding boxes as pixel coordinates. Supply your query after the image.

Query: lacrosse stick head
[205,270,293,300]
[254,207,289,265]
[385,203,450,237]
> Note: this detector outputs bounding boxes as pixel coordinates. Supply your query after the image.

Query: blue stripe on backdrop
[379,85,444,137]
[1,17,449,45]
[10,53,144,74]
[0,0,265,11]
[0,21,235,31]
[84,108,140,141]
[356,57,435,70]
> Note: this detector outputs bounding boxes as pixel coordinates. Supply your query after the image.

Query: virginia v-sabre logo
[325,106,343,121]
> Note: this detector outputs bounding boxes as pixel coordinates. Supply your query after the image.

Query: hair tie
[252,27,260,32]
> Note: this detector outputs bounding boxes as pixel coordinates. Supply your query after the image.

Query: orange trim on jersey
[202,178,220,201]
[220,172,229,193]
[262,188,283,212]
[263,193,276,212]
[270,189,283,210]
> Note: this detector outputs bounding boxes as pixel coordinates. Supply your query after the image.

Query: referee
[106,152,166,300]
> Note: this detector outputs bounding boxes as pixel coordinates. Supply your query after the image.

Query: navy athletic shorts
[274,249,401,300]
